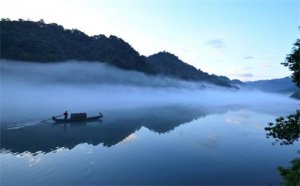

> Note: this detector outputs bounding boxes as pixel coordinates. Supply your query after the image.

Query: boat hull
[52,116,102,123]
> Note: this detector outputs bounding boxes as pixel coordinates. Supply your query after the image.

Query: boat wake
[7,121,43,130]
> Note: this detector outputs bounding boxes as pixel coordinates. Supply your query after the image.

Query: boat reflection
[1,105,234,155]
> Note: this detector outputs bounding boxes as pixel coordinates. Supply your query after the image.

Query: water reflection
[265,110,300,145]
[1,105,231,155]
[2,105,299,185]
[265,110,300,186]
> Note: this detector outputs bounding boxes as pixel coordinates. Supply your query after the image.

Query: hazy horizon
[1,60,298,124]
[0,53,294,82]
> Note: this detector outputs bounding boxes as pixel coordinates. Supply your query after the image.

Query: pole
[41,114,64,122]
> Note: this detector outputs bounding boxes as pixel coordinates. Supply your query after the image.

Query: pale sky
[1,0,299,81]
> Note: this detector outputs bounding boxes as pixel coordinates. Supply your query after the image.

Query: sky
[1,0,299,81]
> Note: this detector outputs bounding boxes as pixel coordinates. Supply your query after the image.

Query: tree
[265,34,300,186]
[277,158,300,186]
[282,37,300,88]
[265,110,300,145]
[265,35,300,144]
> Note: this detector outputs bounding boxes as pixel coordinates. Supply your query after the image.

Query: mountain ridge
[232,77,300,99]
[0,19,232,87]
[146,51,233,87]
[243,77,298,93]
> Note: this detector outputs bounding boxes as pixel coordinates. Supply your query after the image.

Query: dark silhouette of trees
[0,19,233,87]
[265,34,300,186]
[265,33,300,143]
[277,158,300,186]
[265,35,300,144]
[282,37,300,87]
[265,110,300,145]
[0,19,154,73]
[146,51,233,87]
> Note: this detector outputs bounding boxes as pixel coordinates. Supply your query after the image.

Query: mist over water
[1,60,300,185]
[1,60,299,124]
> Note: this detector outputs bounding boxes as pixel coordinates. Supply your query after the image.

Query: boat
[52,112,103,123]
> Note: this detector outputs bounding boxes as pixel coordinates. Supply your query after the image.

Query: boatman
[64,111,68,120]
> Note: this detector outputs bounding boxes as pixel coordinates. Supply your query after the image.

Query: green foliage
[278,158,300,186]
[282,38,300,88]
[0,19,233,87]
[266,33,300,186]
[265,110,300,185]
[146,51,232,87]
[0,19,154,73]
[265,110,300,145]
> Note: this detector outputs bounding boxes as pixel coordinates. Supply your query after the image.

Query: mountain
[243,77,298,93]
[236,77,300,99]
[1,19,154,73]
[146,52,232,87]
[231,79,244,85]
[1,19,233,87]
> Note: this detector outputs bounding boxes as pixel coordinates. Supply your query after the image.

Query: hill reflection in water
[1,105,232,154]
[2,104,299,185]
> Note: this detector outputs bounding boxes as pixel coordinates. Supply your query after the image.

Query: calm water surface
[1,105,299,185]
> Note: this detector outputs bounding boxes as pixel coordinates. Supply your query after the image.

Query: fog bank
[1,60,299,124]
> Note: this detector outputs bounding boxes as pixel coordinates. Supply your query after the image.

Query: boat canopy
[71,113,87,120]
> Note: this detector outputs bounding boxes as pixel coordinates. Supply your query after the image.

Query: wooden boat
[52,112,103,123]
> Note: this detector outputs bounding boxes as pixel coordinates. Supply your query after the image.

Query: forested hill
[1,19,153,73]
[146,52,232,86]
[244,77,298,93]
[1,19,232,87]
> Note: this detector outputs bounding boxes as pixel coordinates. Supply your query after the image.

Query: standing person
[64,111,68,120]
